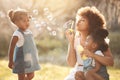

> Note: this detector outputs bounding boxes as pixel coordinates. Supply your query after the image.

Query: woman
[65,6,114,80]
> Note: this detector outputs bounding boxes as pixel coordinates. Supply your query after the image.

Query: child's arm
[8,36,18,69]
[91,60,101,72]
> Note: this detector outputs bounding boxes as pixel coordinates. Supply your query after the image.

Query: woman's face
[76,15,89,32]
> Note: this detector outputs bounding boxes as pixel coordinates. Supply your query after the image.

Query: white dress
[64,35,84,80]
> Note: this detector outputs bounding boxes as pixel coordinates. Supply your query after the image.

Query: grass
[0,60,120,80]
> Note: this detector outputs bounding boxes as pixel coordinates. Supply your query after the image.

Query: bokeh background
[0,0,120,80]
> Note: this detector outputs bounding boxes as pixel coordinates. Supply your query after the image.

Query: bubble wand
[69,20,74,33]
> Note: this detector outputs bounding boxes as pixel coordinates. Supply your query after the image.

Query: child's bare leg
[18,74,25,80]
[86,70,104,80]
[26,72,34,80]
[85,71,94,80]
[75,71,85,80]
[92,73,104,80]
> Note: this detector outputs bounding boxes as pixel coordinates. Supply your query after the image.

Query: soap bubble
[63,20,74,30]
[40,21,47,27]
[30,17,36,21]
[35,23,41,29]
[33,9,39,15]
[31,18,47,30]
[43,8,49,12]
[47,15,53,21]
[51,30,57,36]
[30,8,60,37]
[43,7,55,24]
[47,26,52,31]
[44,8,50,16]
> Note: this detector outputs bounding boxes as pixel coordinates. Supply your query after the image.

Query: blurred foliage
[0,38,9,57]
[109,32,120,55]
[109,32,120,68]
[36,37,67,54]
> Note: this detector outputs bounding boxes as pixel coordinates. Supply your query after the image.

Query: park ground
[0,60,120,80]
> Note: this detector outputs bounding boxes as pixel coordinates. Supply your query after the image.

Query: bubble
[30,17,39,24]
[30,8,59,37]
[43,8,50,16]
[31,18,47,30]
[33,9,39,15]
[43,8,54,22]
[40,21,47,27]
[43,8,49,12]
[47,15,53,21]
[47,26,52,31]
[31,17,36,21]
[35,24,41,28]
[63,20,74,30]
[51,31,57,36]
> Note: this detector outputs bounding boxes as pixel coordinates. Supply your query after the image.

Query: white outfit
[13,29,32,47]
[64,35,104,80]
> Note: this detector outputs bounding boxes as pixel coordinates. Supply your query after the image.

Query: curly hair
[90,28,109,52]
[77,6,106,34]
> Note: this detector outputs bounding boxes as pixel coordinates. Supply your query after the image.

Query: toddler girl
[8,9,40,80]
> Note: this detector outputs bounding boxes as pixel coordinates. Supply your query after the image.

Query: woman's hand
[8,61,14,69]
[65,29,75,45]
[83,49,114,66]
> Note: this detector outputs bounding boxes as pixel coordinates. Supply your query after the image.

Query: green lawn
[0,60,120,80]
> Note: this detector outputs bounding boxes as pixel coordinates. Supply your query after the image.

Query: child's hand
[8,61,14,69]
[80,51,88,60]
[83,49,94,58]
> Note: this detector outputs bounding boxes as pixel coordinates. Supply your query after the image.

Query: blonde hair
[8,9,28,23]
